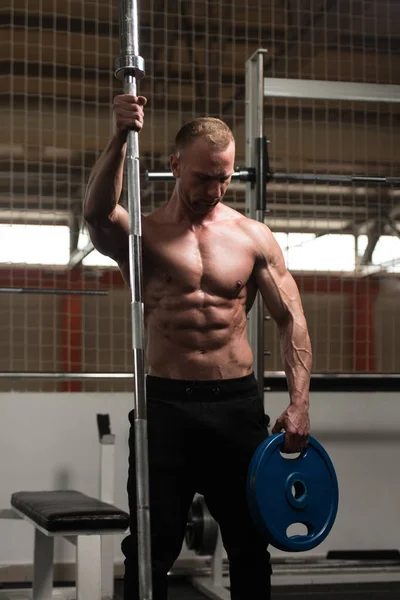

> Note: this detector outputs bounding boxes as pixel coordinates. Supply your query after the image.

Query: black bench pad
[11,491,130,533]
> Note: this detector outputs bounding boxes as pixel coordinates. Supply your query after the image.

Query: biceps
[86,206,129,260]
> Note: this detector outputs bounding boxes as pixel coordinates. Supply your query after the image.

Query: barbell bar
[146,169,400,187]
[0,287,108,296]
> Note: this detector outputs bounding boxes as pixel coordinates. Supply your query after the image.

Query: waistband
[146,372,258,401]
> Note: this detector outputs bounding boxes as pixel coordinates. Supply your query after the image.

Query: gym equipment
[115,1,152,599]
[185,433,338,556]
[0,415,127,600]
[247,433,339,552]
[0,287,108,296]
[147,168,400,188]
[145,49,400,402]
[185,495,219,556]
[10,490,129,600]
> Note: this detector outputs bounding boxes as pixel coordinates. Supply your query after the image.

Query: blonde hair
[175,117,234,154]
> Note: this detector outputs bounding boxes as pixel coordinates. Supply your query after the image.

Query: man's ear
[170,154,180,178]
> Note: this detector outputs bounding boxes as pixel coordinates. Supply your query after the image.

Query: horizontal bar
[0,371,399,380]
[265,372,400,393]
[0,372,132,379]
[0,509,22,520]
[265,371,400,379]
[0,287,108,296]
[145,172,173,181]
[146,170,400,187]
[272,173,400,186]
[264,78,400,103]
[145,169,253,183]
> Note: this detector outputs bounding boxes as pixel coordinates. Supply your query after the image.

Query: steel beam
[264,78,400,103]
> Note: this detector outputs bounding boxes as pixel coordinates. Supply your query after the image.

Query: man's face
[170,138,235,215]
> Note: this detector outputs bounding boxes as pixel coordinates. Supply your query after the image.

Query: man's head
[170,117,235,215]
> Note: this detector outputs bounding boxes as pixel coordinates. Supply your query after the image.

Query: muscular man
[84,94,312,600]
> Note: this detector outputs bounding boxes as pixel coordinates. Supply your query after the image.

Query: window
[273,232,400,273]
[2,224,398,273]
[0,224,70,265]
[358,235,400,273]
[274,233,356,272]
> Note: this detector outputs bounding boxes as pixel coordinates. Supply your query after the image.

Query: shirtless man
[84,94,312,600]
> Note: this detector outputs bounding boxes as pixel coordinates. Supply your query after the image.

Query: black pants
[121,373,271,600]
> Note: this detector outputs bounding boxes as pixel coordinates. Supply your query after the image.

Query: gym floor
[113,577,206,599]
[1,578,400,599]
[112,577,400,599]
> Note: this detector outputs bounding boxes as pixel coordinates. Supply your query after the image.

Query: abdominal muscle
[145,288,254,380]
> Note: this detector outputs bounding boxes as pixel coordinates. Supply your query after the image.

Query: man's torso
[120,205,261,379]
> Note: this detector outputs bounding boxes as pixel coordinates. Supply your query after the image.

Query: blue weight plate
[247,433,339,552]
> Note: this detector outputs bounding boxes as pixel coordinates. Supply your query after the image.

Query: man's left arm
[251,223,312,452]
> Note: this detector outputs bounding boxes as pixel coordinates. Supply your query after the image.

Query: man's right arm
[83,94,146,261]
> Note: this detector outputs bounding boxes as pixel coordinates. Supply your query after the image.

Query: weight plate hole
[287,523,309,538]
[280,450,301,460]
[292,480,307,501]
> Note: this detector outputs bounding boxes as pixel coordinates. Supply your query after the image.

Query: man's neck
[166,188,222,226]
